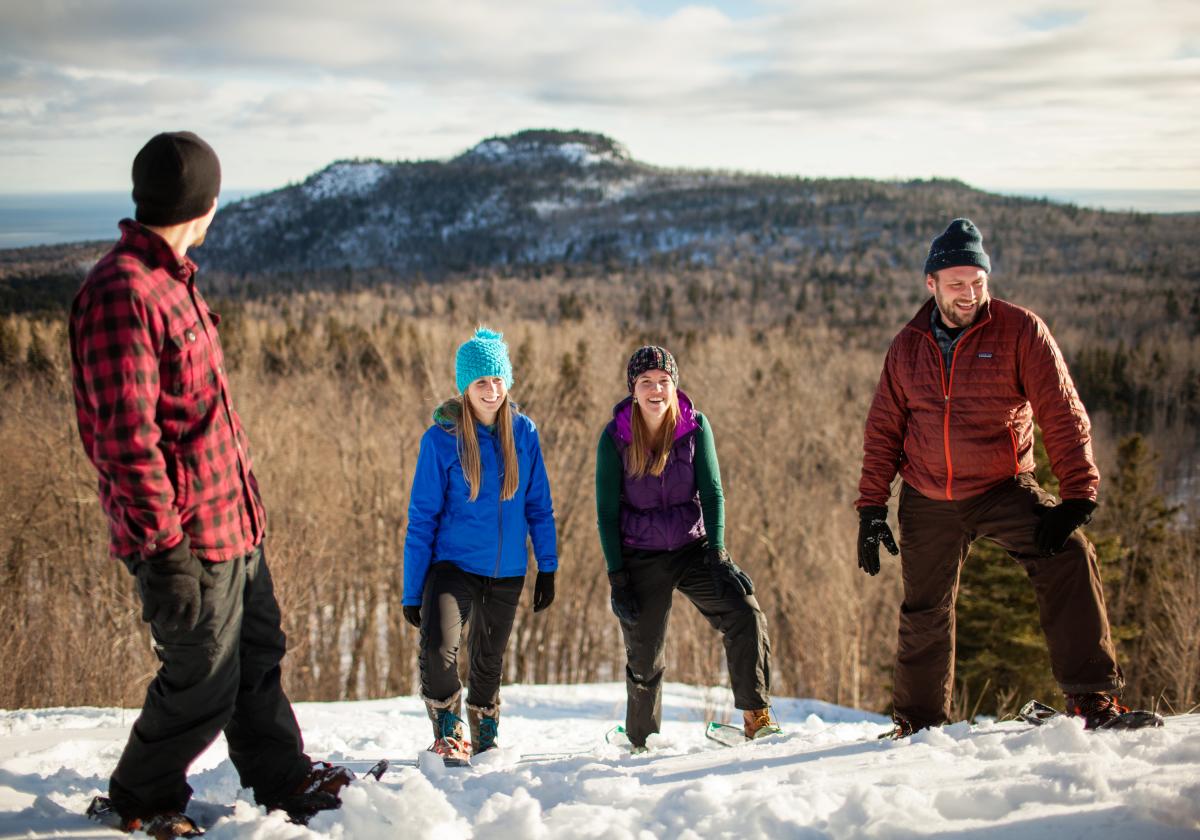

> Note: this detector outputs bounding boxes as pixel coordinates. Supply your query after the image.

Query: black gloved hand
[1035,498,1097,556]
[533,570,556,612]
[857,506,899,576]
[402,605,421,628]
[703,547,754,598]
[608,570,640,625]
[135,536,212,632]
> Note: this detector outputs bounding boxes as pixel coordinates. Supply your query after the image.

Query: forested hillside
[0,130,1196,718]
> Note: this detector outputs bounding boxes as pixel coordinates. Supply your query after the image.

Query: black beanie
[924,218,991,276]
[132,131,221,226]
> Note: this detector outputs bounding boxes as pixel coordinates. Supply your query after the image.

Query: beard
[936,294,985,328]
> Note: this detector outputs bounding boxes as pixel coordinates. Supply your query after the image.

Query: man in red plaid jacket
[70,132,351,834]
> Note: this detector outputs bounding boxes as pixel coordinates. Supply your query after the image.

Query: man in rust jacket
[855,218,1123,734]
[70,132,350,835]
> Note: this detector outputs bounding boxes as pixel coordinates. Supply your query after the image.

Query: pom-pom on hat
[924,218,991,276]
[626,345,678,393]
[455,328,514,393]
[132,131,222,226]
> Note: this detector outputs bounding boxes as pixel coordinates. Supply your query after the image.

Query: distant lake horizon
[0,190,260,250]
[1,186,1197,251]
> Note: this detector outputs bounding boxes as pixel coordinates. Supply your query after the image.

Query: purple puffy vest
[606,394,705,552]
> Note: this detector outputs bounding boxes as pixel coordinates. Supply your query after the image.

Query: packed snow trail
[1,683,1196,838]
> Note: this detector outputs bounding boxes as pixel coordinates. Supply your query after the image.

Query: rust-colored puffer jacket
[857,298,1099,507]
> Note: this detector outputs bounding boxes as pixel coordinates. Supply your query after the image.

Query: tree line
[0,263,1196,720]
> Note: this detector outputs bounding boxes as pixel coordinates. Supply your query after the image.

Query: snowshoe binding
[86,796,204,838]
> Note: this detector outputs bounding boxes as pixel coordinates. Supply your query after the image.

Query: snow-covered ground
[1,682,1197,838]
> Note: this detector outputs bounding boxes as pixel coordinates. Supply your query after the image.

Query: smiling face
[466,376,507,425]
[926,265,989,328]
[632,369,676,429]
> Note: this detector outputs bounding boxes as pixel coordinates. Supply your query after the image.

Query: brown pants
[894,474,1122,728]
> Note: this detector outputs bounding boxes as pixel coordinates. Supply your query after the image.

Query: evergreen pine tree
[954,430,1059,719]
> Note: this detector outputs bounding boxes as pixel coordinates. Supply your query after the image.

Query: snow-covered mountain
[199,128,968,276]
[2,682,1197,838]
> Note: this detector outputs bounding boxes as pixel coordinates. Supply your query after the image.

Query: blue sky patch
[1021,10,1087,31]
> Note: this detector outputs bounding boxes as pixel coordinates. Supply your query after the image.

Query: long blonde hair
[452,394,520,502]
[627,394,680,479]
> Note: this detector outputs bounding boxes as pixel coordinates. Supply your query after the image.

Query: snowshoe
[86,796,204,838]
[272,759,386,825]
[743,708,782,740]
[1019,698,1164,730]
[604,724,647,753]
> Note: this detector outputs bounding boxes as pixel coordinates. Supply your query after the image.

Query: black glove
[135,536,212,632]
[1035,498,1097,556]
[402,605,421,628]
[703,547,754,598]
[857,506,899,576]
[608,570,639,625]
[533,570,556,612]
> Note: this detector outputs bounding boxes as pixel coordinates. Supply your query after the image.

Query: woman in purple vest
[596,345,777,750]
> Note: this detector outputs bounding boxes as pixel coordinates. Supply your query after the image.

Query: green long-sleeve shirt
[595,411,725,572]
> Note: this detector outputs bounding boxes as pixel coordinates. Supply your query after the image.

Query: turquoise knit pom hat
[455,327,514,393]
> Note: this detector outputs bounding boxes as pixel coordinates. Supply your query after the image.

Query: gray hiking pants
[618,539,771,747]
[418,561,525,708]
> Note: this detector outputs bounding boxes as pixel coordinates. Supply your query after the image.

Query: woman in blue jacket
[402,328,558,765]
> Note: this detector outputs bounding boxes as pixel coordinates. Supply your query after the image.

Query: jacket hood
[432,397,519,433]
[433,398,463,429]
[610,390,698,444]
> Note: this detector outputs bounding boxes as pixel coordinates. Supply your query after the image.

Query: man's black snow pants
[418,561,525,708]
[618,538,772,748]
[110,545,310,818]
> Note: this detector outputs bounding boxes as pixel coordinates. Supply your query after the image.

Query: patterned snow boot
[425,691,471,766]
[467,700,501,755]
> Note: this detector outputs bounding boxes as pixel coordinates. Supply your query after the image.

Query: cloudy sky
[1,0,1197,195]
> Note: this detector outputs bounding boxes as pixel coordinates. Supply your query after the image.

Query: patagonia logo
[977,352,993,359]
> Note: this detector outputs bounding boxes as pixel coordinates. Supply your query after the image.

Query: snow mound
[0,683,1196,838]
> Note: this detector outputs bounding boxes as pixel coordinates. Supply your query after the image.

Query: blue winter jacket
[402,401,558,606]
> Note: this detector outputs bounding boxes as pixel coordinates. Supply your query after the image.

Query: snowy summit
[460,129,631,167]
[1,682,1197,838]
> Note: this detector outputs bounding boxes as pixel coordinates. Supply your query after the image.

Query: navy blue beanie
[924,218,991,276]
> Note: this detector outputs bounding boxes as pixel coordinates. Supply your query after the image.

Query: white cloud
[0,0,1196,191]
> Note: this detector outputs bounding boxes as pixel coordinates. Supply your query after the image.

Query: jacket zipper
[492,432,504,578]
[921,316,989,501]
[1007,423,1020,476]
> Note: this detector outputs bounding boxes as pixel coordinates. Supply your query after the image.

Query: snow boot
[467,700,501,755]
[743,708,781,740]
[271,760,354,824]
[85,796,203,838]
[1065,692,1130,730]
[877,715,919,740]
[425,691,471,766]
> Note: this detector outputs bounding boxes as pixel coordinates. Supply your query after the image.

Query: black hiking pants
[110,545,310,819]
[418,561,525,708]
[618,539,771,747]
[894,474,1122,729]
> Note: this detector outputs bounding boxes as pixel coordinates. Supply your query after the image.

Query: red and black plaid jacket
[69,220,265,562]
